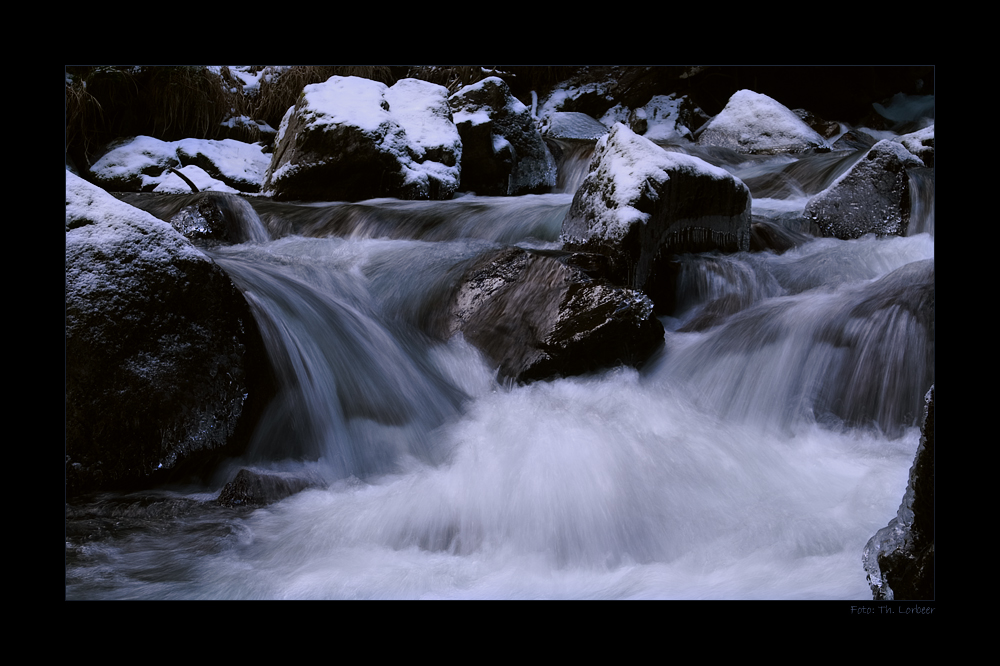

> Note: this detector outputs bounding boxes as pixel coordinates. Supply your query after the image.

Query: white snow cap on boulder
[561,123,751,297]
[697,89,828,154]
[265,76,462,201]
[563,122,746,244]
[89,136,270,193]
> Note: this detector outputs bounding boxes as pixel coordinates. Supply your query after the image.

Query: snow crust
[282,76,462,196]
[66,172,207,309]
[90,135,270,192]
[894,125,934,163]
[698,89,827,153]
[639,95,695,141]
[301,76,391,134]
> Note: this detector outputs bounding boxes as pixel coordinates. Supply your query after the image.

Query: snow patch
[66,172,207,305]
[90,135,270,192]
[698,89,828,154]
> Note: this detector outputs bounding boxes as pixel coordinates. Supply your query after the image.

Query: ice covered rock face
[696,89,829,155]
[450,76,557,196]
[805,139,925,239]
[264,76,462,202]
[65,173,266,496]
[560,123,751,310]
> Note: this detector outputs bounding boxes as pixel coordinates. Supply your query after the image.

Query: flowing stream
[65,141,934,600]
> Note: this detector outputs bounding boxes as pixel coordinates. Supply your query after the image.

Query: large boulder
[696,89,829,155]
[65,172,268,496]
[438,246,664,384]
[89,136,270,193]
[560,123,752,308]
[804,139,926,239]
[263,76,462,202]
[863,385,935,600]
[450,76,557,196]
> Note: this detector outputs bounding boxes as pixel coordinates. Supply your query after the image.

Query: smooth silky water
[65,143,933,600]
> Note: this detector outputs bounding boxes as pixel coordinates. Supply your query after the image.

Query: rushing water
[65,138,934,600]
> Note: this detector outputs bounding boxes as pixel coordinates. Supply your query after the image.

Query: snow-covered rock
[561,123,751,307]
[628,94,707,143]
[263,76,462,202]
[804,139,926,239]
[697,89,829,155]
[89,136,271,193]
[450,77,557,196]
[540,112,609,143]
[895,124,934,168]
[175,138,271,192]
[65,172,266,495]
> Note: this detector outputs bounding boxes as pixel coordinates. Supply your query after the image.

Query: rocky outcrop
[263,76,462,202]
[438,247,664,384]
[863,385,935,600]
[65,172,268,496]
[218,468,324,508]
[560,123,751,310]
[804,139,925,239]
[450,77,557,196]
[696,89,829,155]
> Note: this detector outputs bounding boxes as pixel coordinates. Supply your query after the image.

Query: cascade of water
[208,238,484,481]
[66,119,934,600]
[907,168,935,237]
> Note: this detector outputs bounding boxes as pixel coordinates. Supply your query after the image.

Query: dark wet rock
[65,173,269,497]
[863,385,935,600]
[112,191,272,246]
[450,76,557,196]
[218,468,323,508]
[561,123,751,310]
[804,139,925,239]
[793,108,842,140]
[166,192,270,245]
[831,128,878,152]
[439,246,664,384]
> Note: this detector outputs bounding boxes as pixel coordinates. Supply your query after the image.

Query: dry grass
[66,66,238,166]
[65,72,105,168]
[140,66,235,140]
